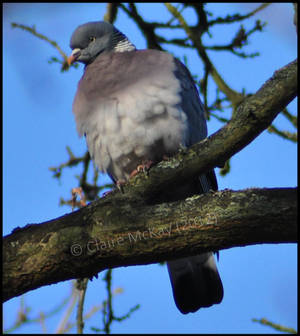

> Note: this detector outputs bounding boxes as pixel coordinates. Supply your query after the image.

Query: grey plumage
[69,21,223,314]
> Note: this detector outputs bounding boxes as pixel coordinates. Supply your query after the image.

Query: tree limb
[3,187,297,303]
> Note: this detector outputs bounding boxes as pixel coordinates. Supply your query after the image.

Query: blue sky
[3,3,297,334]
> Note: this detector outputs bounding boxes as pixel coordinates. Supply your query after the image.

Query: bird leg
[129,159,154,178]
[137,159,154,173]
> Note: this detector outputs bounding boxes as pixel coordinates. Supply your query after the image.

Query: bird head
[67,21,135,66]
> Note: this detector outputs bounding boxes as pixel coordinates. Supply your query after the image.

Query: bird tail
[167,171,223,314]
[167,253,223,314]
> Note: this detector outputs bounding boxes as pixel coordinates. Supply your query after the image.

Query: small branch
[4,293,70,333]
[164,3,245,108]
[293,3,297,33]
[103,3,119,23]
[102,270,113,334]
[209,112,230,123]
[282,108,298,128]
[205,44,259,58]
[118,3,163,50]
[164,3,194,38]
[204,20,266,59]
[76,278,89,334]
[267,124,297,142]
[63,287,124,333]
[219,159,231,176]
[208,3,271,26]
[252,318,297,334]
[11,22,69,69]
[246,3,271,17]
[49,146,89,180]
[55,286,78,333]
[50,147,106,202]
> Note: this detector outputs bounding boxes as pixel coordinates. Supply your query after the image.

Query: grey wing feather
[174,58,208,146]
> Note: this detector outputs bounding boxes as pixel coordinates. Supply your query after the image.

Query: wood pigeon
[68,21,223,314]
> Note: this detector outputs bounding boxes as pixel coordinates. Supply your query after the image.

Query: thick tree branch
[3,187,297,302]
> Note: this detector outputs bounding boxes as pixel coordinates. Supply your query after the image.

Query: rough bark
[3,187,297,302]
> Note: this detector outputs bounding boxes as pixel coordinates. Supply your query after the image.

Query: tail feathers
[167,253,223,314]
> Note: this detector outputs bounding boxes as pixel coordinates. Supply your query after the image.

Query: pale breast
[73,50,189,181]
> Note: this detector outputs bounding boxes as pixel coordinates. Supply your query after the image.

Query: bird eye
[89,36,96,42]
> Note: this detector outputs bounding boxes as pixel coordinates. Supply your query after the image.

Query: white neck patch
[114,38,136,52]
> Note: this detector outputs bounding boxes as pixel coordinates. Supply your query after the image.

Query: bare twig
[267,125,297,142]
[11,22,69,68]
[97,270,140,334]
[282,108,298,128]
[164,3,245,109]
[55,285,78,333]
[208,3,271,26]
[63,287,124,333]
[293,3,297,33]
[103,3,119,23]
[4,294,70,333]
[76,278,89,334]
[118,3,163,50]
[252,318,297,334]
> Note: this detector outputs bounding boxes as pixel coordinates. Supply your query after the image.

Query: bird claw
[129,160,154,178]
